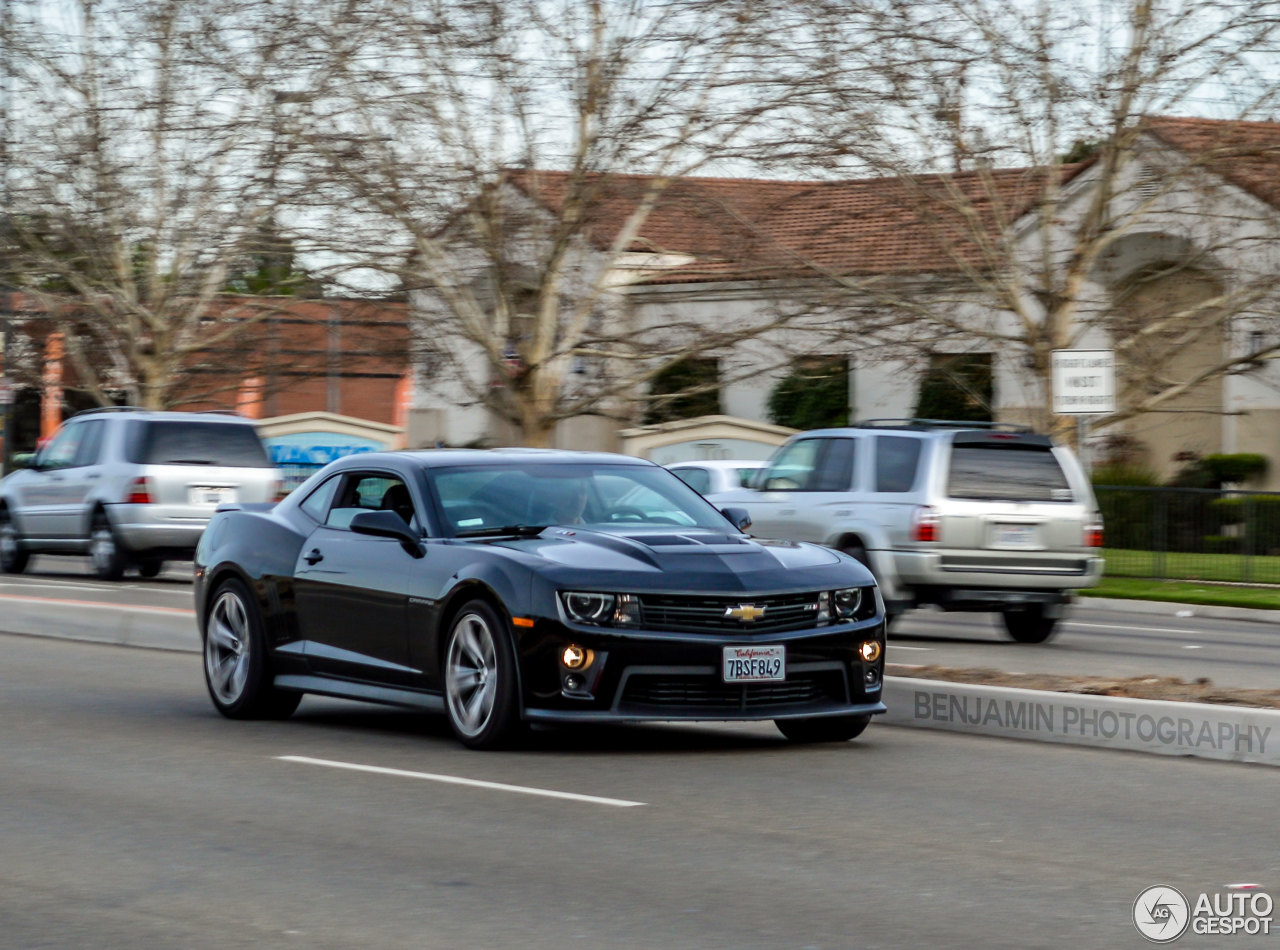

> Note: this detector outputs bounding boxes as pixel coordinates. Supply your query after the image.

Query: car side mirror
[349,510,425,556]
[721,506,752,532]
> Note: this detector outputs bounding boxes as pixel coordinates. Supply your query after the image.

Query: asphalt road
[3,555,1279,688]
[4,632,1279,950]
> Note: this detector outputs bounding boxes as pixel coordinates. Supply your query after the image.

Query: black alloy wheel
[203,577,301,720]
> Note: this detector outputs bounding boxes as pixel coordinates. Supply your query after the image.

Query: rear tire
[137,557,164,579]
[776,715,871,743]
[89,512,127,581]
[0,507,29,574]
[203,577,301,720]
[1001,606,1059,644]
[443,600,522,750]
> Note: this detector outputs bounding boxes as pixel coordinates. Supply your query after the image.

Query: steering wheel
[608,506,650,522]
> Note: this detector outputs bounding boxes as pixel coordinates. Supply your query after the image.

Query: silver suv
[708,420,1104,642]
[0,408,278,579]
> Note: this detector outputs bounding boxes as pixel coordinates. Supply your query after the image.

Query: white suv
[709,420,1104,642]
[0,409,278,579]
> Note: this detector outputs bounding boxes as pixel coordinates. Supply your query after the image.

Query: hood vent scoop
[622,532,744,547]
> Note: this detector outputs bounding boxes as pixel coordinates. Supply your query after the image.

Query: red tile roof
[508,116,1280,284]
[1141,116,1280,209]
[508,165,1092,283]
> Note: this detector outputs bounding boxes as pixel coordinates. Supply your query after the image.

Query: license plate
[723,645,785,683]
[190,486,235,505]
[992,523,1037,548]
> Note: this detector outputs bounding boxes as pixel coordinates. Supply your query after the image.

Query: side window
[812,439,856,491]
[672,467,712,495]
[761,440,822,491]
[72,421,107,467]
[299,475,340,523]
[875,436,922,493]
[39,423,87,470]
[325,473,418,532]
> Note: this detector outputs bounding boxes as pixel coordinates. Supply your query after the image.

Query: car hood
[477,526,873,593]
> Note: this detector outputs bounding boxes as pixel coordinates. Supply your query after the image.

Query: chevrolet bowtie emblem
[724,604,766,622]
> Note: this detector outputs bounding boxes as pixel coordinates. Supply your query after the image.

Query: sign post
[1051,349,1115,471]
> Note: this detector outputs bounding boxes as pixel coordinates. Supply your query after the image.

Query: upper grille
[636,591,824,634]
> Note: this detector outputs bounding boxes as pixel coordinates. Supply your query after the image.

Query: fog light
[564,673,584,691]
[864,668,881,687]
[859,640,882,663]
[561,644,594,669]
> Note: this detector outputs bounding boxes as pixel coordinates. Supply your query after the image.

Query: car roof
[339,448,659,470]
[70,408,258,425]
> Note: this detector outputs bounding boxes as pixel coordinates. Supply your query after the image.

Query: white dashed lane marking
[276,755,648,808]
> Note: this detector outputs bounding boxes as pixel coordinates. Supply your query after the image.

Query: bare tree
[0,0,322,409]
[281,0,841,447]
[793,0,1280,452]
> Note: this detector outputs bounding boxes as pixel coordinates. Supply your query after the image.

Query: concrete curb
[1080,595,1280,625]
[883,676,1280,767]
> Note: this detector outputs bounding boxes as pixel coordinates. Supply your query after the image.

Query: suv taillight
[1085,516,1104,548]
[911,505,940,543]
[126,477,154,505]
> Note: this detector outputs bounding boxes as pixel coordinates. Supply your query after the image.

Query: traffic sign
[1051,349,1115,415]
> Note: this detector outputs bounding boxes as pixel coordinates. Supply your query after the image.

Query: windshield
[429,463,733,535]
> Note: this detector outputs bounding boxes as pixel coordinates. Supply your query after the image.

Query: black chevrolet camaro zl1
[194,449,886,749]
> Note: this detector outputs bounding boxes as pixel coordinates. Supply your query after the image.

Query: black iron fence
[1095,485,1280,585]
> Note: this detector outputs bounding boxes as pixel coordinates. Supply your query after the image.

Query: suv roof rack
[70,406,245,418]
[71,406,147,417]
[855,418,1036,434]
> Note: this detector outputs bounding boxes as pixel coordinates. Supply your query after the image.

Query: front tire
[0,507,29,574]
[443,600,521,750]
[203,577,300,719]
[89,512,127,581]
[1001,606,1059,643]
[776,715,871,743]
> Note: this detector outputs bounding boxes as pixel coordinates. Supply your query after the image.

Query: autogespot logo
[1134,885,1191,943]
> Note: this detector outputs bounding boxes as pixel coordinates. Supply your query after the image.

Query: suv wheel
[0,508,29,574]
[137,557,165,579]
[1001,606,1058,644]
[90,512,128,581]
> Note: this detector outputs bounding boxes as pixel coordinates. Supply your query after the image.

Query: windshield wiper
[160,458,216,465]
[454,524,549,538]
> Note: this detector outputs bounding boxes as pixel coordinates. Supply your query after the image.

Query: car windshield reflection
[429,464,730,536]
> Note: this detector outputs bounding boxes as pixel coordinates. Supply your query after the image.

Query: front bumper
[516,616,887,724]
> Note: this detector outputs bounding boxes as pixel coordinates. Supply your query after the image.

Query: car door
[748,437,857,542]
[13,421,95,540]
[292,470,422,685]
[50,419,107,539]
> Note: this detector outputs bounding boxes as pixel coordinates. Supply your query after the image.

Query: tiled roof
[507,165,1092,283]
[508,117,1280,285]
[1141,116,1280,209]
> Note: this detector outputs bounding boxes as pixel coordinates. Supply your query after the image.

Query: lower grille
[619,670,848,713]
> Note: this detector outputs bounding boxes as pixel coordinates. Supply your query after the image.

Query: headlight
[561,591,641,626]
[833,587,862,619]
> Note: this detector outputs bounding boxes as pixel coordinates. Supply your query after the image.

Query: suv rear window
[127,421,270,467]
[947,446,1073,502]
